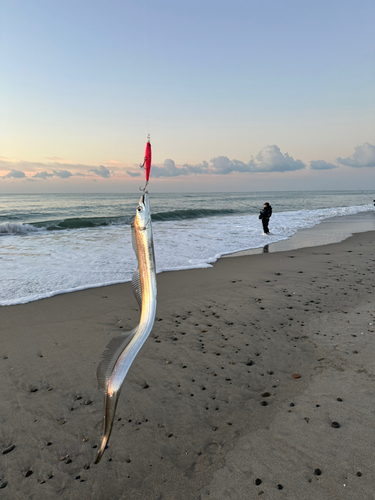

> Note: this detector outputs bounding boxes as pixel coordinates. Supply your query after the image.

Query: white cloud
[250,145,305,172]
[337,142,375,168]
[89,165,111,178]
[149,146,305,178]
[310,160,337,170]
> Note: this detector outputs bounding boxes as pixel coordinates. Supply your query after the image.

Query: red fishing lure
[144,139,151,181]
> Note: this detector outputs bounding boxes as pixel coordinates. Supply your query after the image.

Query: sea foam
[0,202,373,306]
[0,222,40,235]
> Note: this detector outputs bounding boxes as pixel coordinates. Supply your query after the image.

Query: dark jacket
[260,205,272,219]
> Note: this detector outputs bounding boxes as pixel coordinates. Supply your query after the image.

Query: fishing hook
[139,157,149,192]
[139,180,149,192]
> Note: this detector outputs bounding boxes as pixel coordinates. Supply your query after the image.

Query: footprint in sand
[203,442,221,454]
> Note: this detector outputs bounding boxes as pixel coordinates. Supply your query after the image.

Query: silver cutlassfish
[95,192,157,464]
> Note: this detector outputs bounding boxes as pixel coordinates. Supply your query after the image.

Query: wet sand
[1,227,375,499]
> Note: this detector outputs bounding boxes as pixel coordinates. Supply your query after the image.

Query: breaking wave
[151,208,237,221]
[0,222,40,235]
[0,208,239,235]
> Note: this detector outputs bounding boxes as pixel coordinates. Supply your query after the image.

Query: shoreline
[2,209,374,308]
[1,225,375,498]
[225,209,375,257]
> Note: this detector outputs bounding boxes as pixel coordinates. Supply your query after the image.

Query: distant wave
[0,217,126,234]
[151,207,237,221]
[35,216,127,231]
[0,208,240,235]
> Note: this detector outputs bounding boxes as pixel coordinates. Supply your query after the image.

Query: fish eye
[137,206,142,212]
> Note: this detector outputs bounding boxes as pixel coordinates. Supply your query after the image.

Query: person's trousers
[262,218,269,234]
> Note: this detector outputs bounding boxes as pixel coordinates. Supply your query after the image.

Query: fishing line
[142,0,151,138]
[357,189,375,204]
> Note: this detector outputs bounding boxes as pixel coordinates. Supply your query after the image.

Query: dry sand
[1,228,375,499]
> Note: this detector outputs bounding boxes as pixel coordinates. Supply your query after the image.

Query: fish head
[135,192,151,229]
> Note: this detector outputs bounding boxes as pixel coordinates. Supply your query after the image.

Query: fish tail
[95,328,136,464]
[95,390,119,464]
[95,435,108,464]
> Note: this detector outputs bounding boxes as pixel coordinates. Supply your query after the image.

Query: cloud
[126,170,141,177]
[149,146,305,178]
[183,160,210,175]
[0,158,110,177]
[337,142,375,168]
[33,171,54,179]
[0,146,308,182]
[151,157,252,177]
[33,170,84,180]
[2,167,69,181]
[1,169,26,179]
[88,165,111,178]
[151,159,189,178]
[250,145,305,172]
[150,157,253,178]
[52,169,72,179]
[209,157,249,174]
[310,160,337,170]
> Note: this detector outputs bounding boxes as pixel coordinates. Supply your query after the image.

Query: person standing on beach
[259,202,272,235]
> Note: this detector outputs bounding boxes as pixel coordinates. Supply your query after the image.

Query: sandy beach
[1,224,375,499]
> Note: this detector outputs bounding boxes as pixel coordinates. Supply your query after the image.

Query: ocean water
[1,191,374,306]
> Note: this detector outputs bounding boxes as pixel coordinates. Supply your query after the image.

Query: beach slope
[1,231,375,499]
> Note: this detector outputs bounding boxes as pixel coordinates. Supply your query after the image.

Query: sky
[1,0,374,193]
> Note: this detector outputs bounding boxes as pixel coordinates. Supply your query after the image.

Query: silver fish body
[95,192,157,464]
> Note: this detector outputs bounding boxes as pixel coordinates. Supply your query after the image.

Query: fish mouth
[136,193,150,219]
[142,192,150,212]
[137,194,145,212]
